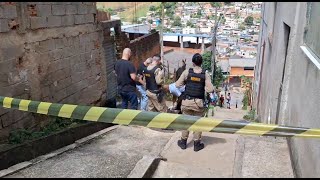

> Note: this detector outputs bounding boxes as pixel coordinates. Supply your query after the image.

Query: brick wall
[0,2,114,142]
[128,32,161,68]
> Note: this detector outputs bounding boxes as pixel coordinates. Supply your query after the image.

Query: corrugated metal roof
[122,24,150,34]
[163,33,212,38]
[229,58,256,67]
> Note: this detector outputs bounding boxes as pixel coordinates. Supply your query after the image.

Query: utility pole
[160,2,164,65]
[160,2,165,82]
[211,6,219,81]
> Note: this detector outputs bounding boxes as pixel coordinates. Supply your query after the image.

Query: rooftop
[217,60,230,73]
[229,58,256,67]
[121,24,150,34]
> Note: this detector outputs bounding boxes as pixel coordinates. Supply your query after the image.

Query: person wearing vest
[144,55,168,112]
[174,53,214,152]
[136,57,152,111]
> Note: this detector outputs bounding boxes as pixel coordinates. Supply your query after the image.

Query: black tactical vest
[145,65,161,91]
[184,68,206,99]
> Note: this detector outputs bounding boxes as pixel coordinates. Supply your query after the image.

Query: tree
[210,2,222,9]
[244,16,254,26]
[201,51,226,87]
[197,9,202,16]
[224,2,231,5]
[187,20,193,27]
[106,8,116,15]
[239,24,246,30]
[255,18,261,24]
[172,16,182,27]
[149,5,156,12]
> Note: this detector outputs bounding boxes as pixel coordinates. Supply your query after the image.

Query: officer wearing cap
[144,55,168,113]
[173,53,214,152]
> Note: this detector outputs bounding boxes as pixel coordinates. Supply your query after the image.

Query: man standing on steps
[144,55,167,113]
[168,53,214,152]
[114,48,143,110]
[136,57,152,111]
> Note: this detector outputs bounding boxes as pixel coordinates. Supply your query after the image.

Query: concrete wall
[253,2,320,177]
[0,2,114,142]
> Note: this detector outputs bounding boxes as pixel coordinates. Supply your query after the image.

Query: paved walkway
[153,103,294,178]
[153,106,248,178]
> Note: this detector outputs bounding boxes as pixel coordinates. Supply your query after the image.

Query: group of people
[218,93,231,109]
[114,48,215,152]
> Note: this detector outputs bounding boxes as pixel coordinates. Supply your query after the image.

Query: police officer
[174,53,214,152]
[144,55,167,112]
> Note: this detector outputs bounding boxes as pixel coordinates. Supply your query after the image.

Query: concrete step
[153,161,229,178]
[234,136,294,178]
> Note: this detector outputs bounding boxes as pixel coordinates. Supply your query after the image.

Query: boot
[177,138,187,150]
[194,140,204,152]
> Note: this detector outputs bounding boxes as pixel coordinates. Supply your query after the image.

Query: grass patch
[243,109,256,122]
[97,2,138,10]
[119,2,161,22]
[8,117,87,144]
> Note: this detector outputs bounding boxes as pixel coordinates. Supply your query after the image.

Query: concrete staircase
[153,133,294,178]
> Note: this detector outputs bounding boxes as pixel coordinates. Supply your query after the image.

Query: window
[244,67,254,70]
[304,2,320,60]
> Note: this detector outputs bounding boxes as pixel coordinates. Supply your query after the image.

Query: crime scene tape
[0,96,320,138]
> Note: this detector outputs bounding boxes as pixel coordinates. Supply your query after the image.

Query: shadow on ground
[185,136,227,148]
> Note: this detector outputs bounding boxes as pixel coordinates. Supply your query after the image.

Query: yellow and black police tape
[1,96,320,138]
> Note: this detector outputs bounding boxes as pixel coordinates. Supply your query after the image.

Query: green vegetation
[186,20,195,28]
[149,5,156,11]
[154,2,177,19]
[243,109,256,121]
[244,38,251,43]
[244,16,254,26]
[202,51,226,87]
[96,6,116,15]
[191,13,201,19]
[119,2,161,23]
[242,91,249,110]
[8,117,86,144]
[106,8,117,15]
[210,2,222,8]
[240,75,252,110]
[197,9,202,16]
[255,17,261,24]
[239,24,246,30]
[97,2,140,10]
[172,16,182,27]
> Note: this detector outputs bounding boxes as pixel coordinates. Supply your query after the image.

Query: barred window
[304,2,320,60]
